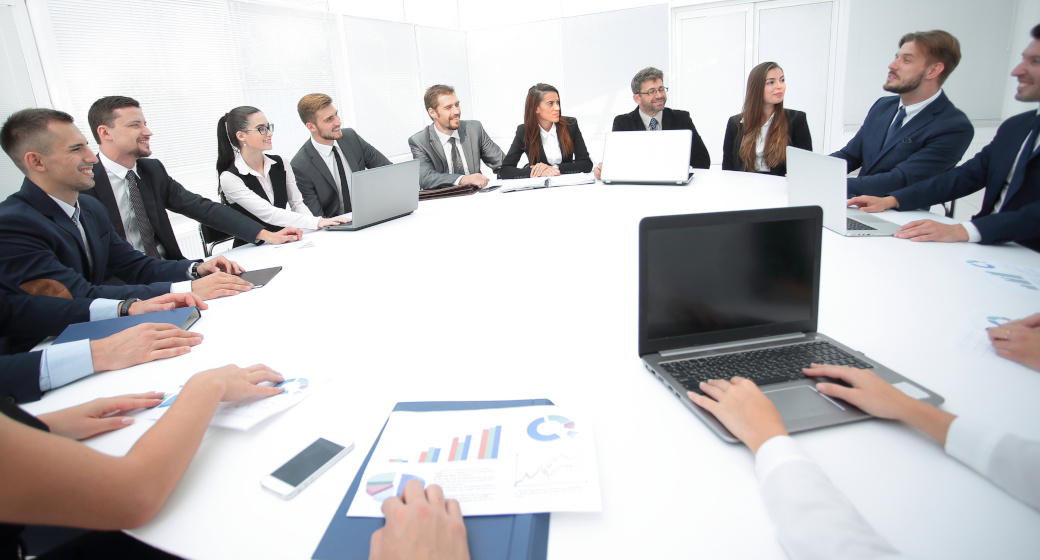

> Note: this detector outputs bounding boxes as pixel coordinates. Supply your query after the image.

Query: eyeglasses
[638,87,668,96]
[243,123,274,134]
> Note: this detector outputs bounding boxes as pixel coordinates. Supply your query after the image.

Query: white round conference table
[23,169,1040,559]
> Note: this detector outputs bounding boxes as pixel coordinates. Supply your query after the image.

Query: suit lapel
[307,141,338,191]
[134,165,163,230]
[337,136,362,173]
[870,97,942,171]
[1000,115,1040,205]
[458,122,479,173]
[90,160,126,237]
[21,181,93,276]
[426,124,449,172]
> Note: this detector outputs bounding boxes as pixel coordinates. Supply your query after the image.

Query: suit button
[2,395,15,404]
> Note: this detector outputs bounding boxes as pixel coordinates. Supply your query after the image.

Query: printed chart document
[346,405,601,517]
[136,376,322,430]
[963,259,1040,298]
[953,311,1016,362]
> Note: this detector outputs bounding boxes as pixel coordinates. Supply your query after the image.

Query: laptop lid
[786,147,898,236]
[601,130,693,185]
[332,160,419,230]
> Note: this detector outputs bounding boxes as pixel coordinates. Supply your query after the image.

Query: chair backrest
[199,223,233,258]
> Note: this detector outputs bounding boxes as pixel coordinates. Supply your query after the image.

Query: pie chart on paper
[364,472,426,502]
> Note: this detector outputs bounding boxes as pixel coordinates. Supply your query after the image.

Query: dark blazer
[498,118,593,179]
[291,131,392,218]
[831,92,973,197]
[722,109,812,176]
[888,109,1040,251]
[0,294,92,403]
[408,121,505,189]
[612,107,711,169]
[83,158,266,260]
[0,180,191,300]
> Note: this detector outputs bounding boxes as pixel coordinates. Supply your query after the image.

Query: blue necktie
[649,117,658,131]
[883,105,906,147]
[1006,114,1040,204]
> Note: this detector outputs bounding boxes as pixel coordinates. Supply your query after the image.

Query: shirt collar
[48,194,77,220]
[234,152,273,177]
[435,127,460,148]
[98,151,138,179]
[902,88,944,119]
[310,137,335,157]
[639,108,661,129]
[539,123,557,141]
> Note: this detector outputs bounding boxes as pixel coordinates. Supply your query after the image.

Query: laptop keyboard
[846,218,876,231]
[661,341,872,394]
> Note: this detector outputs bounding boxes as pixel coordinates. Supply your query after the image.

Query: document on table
[490,172,595,193]
[346,405,602,518]
[136,376,323,430]
[963,259,1040,298]
[952,311,1015,362]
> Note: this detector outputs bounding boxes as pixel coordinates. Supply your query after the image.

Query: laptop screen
[638,206,823,356]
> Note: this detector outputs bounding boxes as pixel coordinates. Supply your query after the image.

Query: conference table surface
[23,169,1040,559]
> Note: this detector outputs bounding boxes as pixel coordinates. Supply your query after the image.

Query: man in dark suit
[83,96,301,259]
[831,30,973,198]
[408,84,504,190]
[291,94,392,218]
[0,108,253,300]
[594,67,710,179]
[848,25,1040,252]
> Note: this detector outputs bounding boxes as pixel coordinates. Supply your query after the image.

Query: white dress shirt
[639,109,661,131]
[889,88,944,129]
[219,153,321,230]
[755,417,1040,559]
[753,113,776,172]
[435,127,470,186]
[539,124,563,166]
[310,137,353,211]
[97,152,167,258]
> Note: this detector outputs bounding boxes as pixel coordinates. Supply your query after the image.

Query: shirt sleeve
[39,340,94,392]
[88,298,121,321]
[171,280,193,294]
[755,436,908,560]
[944,416,1040,511]
[219,170,321,231]
[961,221,983,243]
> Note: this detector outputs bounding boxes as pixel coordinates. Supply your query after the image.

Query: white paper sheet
[346,405,602,518]
[963,259,1040,298]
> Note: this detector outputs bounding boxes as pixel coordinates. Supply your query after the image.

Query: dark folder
[52,306,201,345]
[312,399,552,560]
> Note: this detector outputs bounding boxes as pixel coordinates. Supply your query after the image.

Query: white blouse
[219,153,321,231]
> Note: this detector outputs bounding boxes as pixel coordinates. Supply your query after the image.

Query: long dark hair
[522,83,574,165]
[216,106,261,177]
[738,62,788,171]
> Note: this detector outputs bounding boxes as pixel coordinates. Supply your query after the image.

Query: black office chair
[199,222,233,258]
[942,200,956,218]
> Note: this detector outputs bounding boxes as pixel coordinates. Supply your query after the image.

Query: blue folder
[53,306,201,345]
[312,399,552,560]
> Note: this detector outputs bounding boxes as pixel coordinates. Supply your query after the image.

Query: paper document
[346,405,602,517]
[953,311,1015,362]
[963,259,1040,298]
[491,172,595,193]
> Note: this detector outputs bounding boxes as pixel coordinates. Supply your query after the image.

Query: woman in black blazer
[722,61,811,176]
[499,83,593,179]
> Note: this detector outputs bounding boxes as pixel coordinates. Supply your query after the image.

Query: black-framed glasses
[638,87,668,96]
[243,123,274,134]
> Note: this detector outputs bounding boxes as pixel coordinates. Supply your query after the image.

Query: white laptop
[324,160,419,231]
[786,147,899,237]
[600,130,694,185]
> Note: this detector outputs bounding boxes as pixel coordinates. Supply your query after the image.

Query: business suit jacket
[408,121,505,189]
[291,131,392,217]
[722,109,812,176]
[83,158,266,260]
[888,109,1040,251]
[831,92,973,197]
[0,180,191,300]
[498,118,593,179]
[612,107,711,169]
[0,294,92,403]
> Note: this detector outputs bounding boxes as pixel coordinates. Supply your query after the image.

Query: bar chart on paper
[965,259,1040,297]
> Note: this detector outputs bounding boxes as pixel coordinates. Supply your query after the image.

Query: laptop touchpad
[764,386,843,422]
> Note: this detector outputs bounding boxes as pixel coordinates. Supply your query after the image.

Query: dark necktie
[449,137,464,175]
[126,170,160,258]
[883,105,906,147]
[71,204,94,273]
[331,145,352,214]
[1006,114,1040,205]
[649,117,658,131]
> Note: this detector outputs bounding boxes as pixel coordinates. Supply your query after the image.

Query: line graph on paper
[514,453,587,488]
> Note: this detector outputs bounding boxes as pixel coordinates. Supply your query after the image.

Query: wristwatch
[189,261,201,280]
[119,298,141,317]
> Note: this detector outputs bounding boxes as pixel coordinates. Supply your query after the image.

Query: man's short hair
[87,96,141,143]
[424,85,455,113]
[297,93,333,125]
[630,67,664,94]
[1032,23,1040,40]
[1,108,75,172]
[898,30,961,85]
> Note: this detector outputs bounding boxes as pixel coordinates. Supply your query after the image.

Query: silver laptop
[324,160,419,231]
[786,147,899,237]
[600,130,694,185]
[638,206,943,443]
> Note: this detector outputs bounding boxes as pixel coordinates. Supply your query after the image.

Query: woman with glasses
[498,84,592,179]
[722,61,812,176]
[217,107,344,240]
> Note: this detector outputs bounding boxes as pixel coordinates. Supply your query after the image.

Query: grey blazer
[290,130,392,218]
[407,121,504,190]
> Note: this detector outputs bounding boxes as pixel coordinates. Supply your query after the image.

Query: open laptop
[638,206,943,442]
[324,160,419,231]
[600,130,694,185]
[786,146,899,237]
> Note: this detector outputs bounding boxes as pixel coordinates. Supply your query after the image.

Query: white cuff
[171,280,193,294]
[944,416,1003,476]
[961,221,982,243]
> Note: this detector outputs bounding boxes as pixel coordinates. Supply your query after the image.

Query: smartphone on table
[260,437,354,499]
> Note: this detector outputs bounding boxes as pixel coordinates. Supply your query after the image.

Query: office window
[0,0,45,200]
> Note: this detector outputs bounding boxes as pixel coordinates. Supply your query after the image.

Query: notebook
[637,206,943,442]
[786,147,899,237]
[600,130,693,185]
[325,160,419,231]
[238,266,281,287]
[53,306,201,344]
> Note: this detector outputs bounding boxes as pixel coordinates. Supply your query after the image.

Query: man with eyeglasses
[83,96,302,260]
[595,67,710,179]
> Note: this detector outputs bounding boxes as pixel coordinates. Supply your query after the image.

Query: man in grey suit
[408,85,504,190]
[291,94,392,218]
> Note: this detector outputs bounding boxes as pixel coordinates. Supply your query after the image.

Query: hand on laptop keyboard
[686,377,788,454]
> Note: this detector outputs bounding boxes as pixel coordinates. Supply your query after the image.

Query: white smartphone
[260,437,354,499]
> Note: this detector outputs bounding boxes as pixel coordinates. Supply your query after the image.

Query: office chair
[199,223,233,258]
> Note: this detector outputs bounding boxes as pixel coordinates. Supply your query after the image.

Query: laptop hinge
[658,333,807,358]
